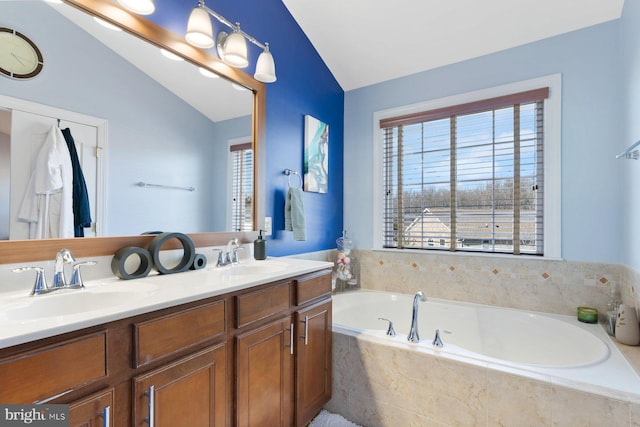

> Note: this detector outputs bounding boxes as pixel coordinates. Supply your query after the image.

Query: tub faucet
[407,291,427,342]
[378,317,397,337]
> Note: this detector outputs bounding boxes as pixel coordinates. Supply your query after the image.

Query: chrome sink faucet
[407,291,428,342]
[52,248,75,289]
[13,248,96,296]
[215,238,244,267]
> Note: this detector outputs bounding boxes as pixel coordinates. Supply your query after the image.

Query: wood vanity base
[0,269,332,427]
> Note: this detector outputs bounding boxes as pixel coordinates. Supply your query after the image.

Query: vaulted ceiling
[282,0,625,91]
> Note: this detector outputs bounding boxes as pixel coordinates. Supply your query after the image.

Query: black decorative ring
[190,253,208,270]
[148,232,196,275]
[111,246,152,280]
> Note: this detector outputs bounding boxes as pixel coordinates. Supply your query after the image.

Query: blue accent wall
[148,0,345,255]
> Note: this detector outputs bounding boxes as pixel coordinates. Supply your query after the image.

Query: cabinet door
[68,388,114,427]
[236,317,294,427]
[133,344,227,427]
[295,299,332,427]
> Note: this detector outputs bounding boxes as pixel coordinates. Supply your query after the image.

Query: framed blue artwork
[304,115,328,193]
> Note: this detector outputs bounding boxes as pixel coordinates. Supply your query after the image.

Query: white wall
[0,131,9,239]
[622,0,640,271]
[344,19,624,263]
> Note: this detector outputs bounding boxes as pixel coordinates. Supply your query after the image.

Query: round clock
[0,27,44,79]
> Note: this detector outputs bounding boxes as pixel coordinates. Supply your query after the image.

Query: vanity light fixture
[185,4,214,48]
[184,0,276,83]
[218,25,249,68]
[116,0,155,16]
[254,43,276,83]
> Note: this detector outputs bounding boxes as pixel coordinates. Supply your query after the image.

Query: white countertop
[0,257,333,349]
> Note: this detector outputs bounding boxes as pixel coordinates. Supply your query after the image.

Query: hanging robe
[61,128,92,237]
[18,125,74,239]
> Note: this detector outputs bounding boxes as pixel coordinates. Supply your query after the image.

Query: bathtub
[332,290,640,397]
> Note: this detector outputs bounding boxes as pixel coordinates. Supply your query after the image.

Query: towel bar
[136,182,195,192]
[283,169,303,188]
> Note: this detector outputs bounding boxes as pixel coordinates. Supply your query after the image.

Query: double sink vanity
[0,254,333,427]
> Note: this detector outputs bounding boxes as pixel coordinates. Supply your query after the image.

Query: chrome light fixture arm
[199,2,267,50]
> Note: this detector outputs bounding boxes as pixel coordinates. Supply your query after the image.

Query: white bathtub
[332,290,640,397]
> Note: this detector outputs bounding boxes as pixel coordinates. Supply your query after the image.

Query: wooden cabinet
[295,300,332,427]
[132,344,227,427]
[234,270,332,427]
[69,388,114,427]
[133,301,226,368]
[0,332,108,404]
[236,318,294,427]
[0,267,332,427]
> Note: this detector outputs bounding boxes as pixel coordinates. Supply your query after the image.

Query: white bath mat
[309,410,362,427]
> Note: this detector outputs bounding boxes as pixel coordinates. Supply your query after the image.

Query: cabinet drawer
[236,282,291,328]
[295,270,332,306]
[0,332,107,403]
[134,300,226,368]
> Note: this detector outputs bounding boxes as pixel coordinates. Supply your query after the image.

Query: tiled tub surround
[356,250,621,316]
[327,333,640,427]
[323,250,640,426]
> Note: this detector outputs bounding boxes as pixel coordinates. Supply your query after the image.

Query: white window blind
[231,143,253,232]
[380,88,549,255]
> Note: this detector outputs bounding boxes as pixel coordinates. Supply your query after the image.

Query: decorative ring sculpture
[111,246,153,280]
[147,232,196,275]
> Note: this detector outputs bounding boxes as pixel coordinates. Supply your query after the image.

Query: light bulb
[185,5,214,48]
[254,44,276,83]
[223,27,248,68]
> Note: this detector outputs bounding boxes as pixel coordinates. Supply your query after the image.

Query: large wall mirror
[0,0,265,263]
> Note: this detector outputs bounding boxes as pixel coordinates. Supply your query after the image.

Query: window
[380,87,550,256]
[230,142,253,232]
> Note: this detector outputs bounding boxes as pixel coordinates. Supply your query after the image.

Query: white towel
[284,187,306,241]
[18,125,74,239]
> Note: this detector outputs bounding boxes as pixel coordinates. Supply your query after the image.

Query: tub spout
[407,291,427,342]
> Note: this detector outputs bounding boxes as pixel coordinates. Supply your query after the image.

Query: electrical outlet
[264,217,272,236]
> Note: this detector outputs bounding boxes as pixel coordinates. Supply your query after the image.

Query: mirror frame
[0,0,264,263]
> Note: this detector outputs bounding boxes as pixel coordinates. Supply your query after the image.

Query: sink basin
[0,283,157,322]
[224,260,289,277]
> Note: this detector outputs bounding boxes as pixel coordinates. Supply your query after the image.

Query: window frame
[228,137,253,232]
[372,74,562,259]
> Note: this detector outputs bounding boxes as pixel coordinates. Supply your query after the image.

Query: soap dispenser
[254,230,267,260]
